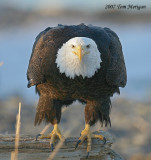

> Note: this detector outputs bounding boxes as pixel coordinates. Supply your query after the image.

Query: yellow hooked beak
[72,45,82,61]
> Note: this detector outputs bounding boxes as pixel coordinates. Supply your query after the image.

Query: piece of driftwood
[0,131,124,160]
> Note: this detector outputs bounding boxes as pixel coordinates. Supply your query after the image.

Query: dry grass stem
[11,102,21,160]
[47,132,69,160]
[11,151,15,160]
[47,121,79,160]
[40,123,51,134]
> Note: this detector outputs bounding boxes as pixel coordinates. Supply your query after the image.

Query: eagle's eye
[86,44,90,48]
[71,45,75,48]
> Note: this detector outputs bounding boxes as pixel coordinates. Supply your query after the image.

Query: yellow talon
[75,124,106,157]
[37,124,63,151]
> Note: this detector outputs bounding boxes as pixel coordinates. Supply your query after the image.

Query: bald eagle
[27,24,127,157]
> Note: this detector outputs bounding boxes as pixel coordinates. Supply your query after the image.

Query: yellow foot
[36,124,64,151]
[75,124,106,159]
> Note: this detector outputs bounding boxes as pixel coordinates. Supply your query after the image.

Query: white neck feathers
[55,37,102,79]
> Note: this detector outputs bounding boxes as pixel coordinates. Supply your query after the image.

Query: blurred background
[0,0,151,159]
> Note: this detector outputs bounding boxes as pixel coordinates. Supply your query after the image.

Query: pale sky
[0,0,151,12]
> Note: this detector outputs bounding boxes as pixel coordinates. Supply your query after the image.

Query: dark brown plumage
[27,23,127,129]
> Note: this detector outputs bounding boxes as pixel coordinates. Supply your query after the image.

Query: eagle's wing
[27,27,52,87]
[104,28,127,88]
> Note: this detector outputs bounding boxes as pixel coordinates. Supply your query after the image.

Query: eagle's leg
[76,100,109,158]
[34,96,64,150]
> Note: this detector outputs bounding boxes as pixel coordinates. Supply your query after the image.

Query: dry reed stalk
[47,131,69,160]
[11,102,21,160]
[11,151,15,160]
[47,121,79,160]
[40,123,51,134]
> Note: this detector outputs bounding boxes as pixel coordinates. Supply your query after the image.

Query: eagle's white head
[56,37,102,79]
